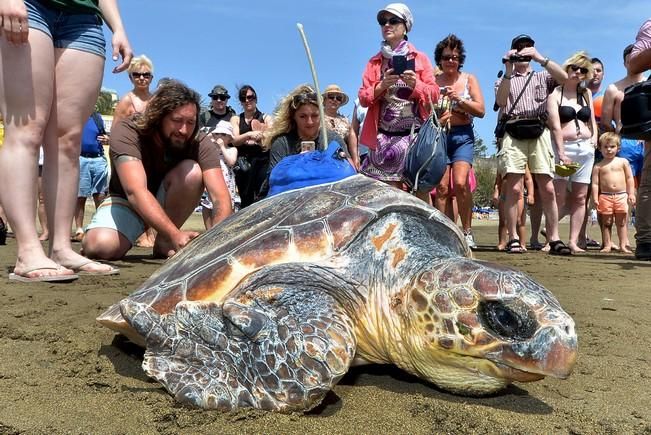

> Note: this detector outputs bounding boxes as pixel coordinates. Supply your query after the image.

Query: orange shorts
[597,192,628,215]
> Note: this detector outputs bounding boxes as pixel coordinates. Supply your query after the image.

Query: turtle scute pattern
[120,281,357,412]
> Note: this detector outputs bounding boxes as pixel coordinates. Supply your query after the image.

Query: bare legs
[554,180,589,253]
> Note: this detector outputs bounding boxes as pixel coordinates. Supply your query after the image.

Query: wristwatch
[540,57,550,68]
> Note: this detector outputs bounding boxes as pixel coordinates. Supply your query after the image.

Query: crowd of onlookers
[0,1,650,282]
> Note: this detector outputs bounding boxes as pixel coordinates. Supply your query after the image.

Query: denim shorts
[78,155,109,197]
[26,0,106,58]
[86,186,167,245]
[446,124,475,164]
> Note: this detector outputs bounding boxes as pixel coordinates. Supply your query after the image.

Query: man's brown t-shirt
[108,118,220,198]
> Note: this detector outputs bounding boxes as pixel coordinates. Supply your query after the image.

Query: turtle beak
[497,324,578,379]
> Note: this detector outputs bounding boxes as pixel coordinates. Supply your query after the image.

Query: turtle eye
[478,300,537,341]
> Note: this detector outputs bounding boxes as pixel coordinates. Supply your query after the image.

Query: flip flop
[9,266,79,283]
[63,259,120,276]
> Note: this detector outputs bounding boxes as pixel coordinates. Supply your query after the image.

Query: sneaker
[464,230,477,249]
[635,242,651,261]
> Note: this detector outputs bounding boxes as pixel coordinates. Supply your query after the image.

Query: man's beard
[161,131,188,151]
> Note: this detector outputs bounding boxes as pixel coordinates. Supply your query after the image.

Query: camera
[502,55,532,64]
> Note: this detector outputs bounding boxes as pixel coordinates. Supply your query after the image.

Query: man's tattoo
[115,155,141,164]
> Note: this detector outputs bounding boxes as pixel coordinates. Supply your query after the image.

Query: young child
[201,121,241,229]
[591,132,636,253]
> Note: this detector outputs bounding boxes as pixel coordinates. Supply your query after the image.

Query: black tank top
[239,109,267,158]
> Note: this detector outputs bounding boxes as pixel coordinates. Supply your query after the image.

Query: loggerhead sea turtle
[98,174,577,412]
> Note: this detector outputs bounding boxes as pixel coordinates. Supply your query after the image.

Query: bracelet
[540,57,550,68]
[503,74,512,80]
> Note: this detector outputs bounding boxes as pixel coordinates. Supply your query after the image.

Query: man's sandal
[549,240,572,256]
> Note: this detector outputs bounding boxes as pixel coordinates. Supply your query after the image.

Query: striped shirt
[494,70,557,119]
[631,18,651,58]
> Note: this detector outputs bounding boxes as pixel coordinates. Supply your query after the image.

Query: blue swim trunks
[618,139,644,177]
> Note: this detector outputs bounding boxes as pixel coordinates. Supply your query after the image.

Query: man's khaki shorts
[497,129,555,177]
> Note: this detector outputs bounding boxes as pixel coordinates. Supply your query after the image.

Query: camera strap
[502,71,535,121]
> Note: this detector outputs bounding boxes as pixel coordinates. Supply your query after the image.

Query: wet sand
[0,218,650,434]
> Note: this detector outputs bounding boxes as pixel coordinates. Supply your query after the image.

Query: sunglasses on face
[569,65,589,74]
[240,94,257,102]
[212,95,229,101]
[291,92,318,109]
[378,17,404,26]
[131,72,152,79]
[441,55,460,62]
[326,94,344,102]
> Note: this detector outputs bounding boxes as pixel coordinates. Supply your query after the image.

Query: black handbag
[504,118,545,140]
[233,156,251,174]
[403,108,448,193]
[620,77,651,140]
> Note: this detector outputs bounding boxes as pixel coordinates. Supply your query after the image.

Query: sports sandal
[506,239,525,254]
[549,240,572,256]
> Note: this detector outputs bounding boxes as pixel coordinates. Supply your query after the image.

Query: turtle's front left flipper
[119,286,357,412]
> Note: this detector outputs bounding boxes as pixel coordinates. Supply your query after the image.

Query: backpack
[267,140,356,196]
[620,77,651,140]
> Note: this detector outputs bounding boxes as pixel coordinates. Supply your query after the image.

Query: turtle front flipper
[119,285,356,412]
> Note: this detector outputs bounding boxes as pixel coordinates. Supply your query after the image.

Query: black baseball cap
[208,84,229,98]
[511,34,535,49]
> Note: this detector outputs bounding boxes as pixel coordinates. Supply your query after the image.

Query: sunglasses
[131,72,152,79]
[291,92,318,109]
[378,17,404,26]
[441,55,460,62]
[326,94,344,102]
[569,65,589,74]
[212,95,229,101]
[240,94,257,102]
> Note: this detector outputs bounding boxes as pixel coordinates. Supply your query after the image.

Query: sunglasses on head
[131,72,152,79]
[326,94,344,102]
[240,94,257,102]
[291,92,318,109]
[378,17,404,26]
[441,55,460,62]
[212,94,229,101]
[569,65,589,74]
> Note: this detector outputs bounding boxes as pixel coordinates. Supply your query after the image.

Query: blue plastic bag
[268,140,357,196]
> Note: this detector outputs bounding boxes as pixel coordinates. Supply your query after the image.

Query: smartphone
[392,55,415,75]
[301,141,315,153]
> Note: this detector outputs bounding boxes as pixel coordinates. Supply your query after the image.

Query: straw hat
[322,84,349,105]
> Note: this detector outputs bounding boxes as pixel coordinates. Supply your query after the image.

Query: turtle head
[396,258,577,395]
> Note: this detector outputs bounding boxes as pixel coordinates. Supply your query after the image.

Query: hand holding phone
[392,55,415,75]
[301,141,315,153]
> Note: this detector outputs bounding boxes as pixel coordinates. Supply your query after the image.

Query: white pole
[296,23,328,148]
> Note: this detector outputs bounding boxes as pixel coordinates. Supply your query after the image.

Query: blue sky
[100,0,648,155]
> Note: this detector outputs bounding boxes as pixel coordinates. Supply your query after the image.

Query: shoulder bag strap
[504,71,535,119]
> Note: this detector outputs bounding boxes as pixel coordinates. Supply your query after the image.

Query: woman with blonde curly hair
[114,55,154,123]
[547,51,599,253]
[261,84,346,197]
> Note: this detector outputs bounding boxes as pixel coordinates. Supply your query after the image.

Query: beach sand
[1,218,650,434]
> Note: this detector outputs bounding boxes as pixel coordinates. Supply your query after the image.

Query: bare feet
[497,243,507,251]
[135,228,157,248]
[600,246,612,253]
[38,232,49,241]
[568,243,585,254]
[541,243,551,252]
[620,246,633,254]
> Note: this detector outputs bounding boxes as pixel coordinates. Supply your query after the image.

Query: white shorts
[554,138,595,184]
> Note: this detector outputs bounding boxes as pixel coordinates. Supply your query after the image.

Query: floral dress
[360,80,420,182]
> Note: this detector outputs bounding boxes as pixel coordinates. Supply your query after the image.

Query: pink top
[358,43,440,150]
[632,18,651,58]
